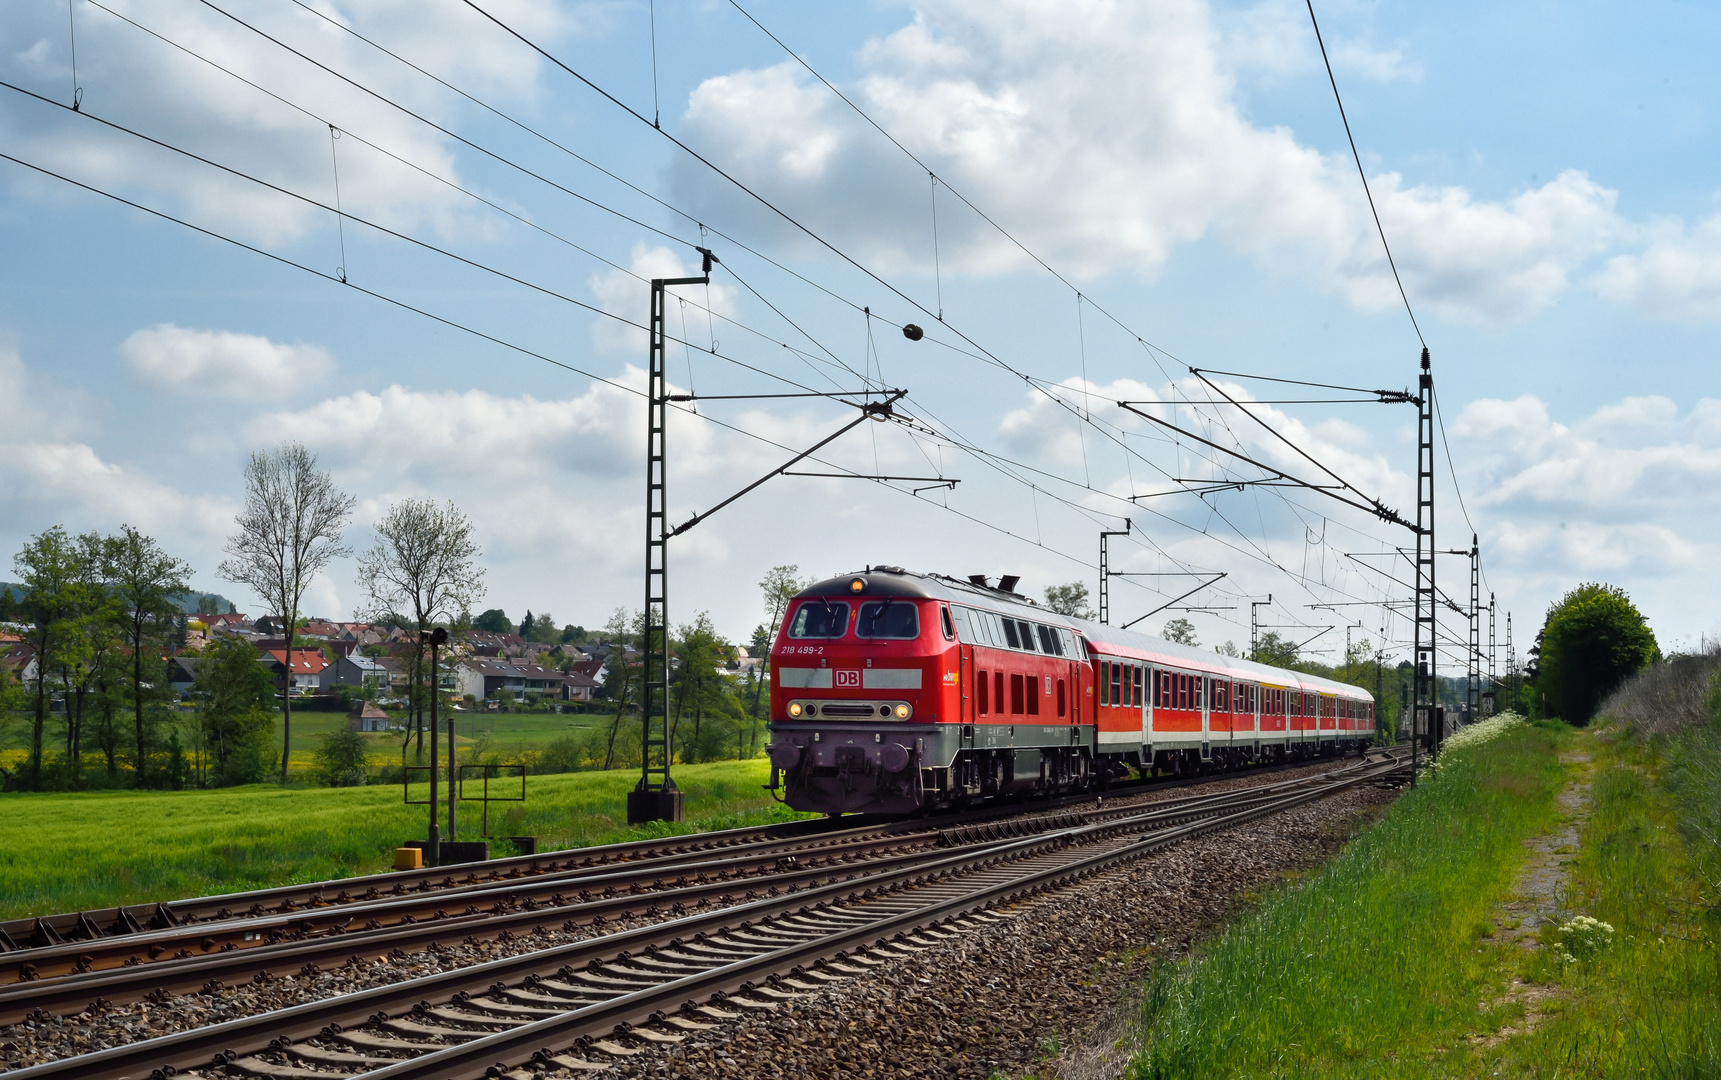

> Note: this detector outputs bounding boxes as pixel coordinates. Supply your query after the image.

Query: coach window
[1110,663,1122,706]
[1057,679,1067,718]
[941,606,955,640]
[1098,661,1109,706]
[1010,673,1025,715]
[977,670,990,715]
[1132,665,1143,707]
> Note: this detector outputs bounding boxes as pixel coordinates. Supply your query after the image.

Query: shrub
[1537,582,1660,725]
[312,728,370,787]
[1596,647,1721,739]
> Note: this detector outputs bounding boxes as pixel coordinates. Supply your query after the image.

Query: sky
[3,0,1720,669]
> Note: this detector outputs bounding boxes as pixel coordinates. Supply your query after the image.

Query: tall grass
[1130,719,1566,1079]
[1487,733,1721,1076]
[0,759,805,920]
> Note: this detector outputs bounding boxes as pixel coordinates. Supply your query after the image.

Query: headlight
[894,704,910,719]
[788,702,803,717]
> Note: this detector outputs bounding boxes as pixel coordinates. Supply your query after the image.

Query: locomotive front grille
[786,698,913,720]
[820,703,880,718]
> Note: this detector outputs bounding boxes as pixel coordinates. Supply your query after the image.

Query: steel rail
[0,761,1368,1022]
[4,757,1406,1079]
[0,746,1366,955]
[1,752,1372,983]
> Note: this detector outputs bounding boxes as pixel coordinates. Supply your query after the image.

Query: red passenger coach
[764,567,1375,816]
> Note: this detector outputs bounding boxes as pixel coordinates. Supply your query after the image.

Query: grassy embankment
[1128,703,1721,1078]
[1131,715,1569,1078]
[0,758,803,921]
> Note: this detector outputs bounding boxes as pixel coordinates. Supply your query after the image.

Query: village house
[260,648,332,693]
[347,700,394,733]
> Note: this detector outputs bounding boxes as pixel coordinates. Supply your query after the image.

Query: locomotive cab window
[940,605,955,640]
[856,601,919,639]
[788,601,849,638]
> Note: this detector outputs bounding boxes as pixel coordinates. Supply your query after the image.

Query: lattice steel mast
[1412,348,1436,775]
[632,255,712,825]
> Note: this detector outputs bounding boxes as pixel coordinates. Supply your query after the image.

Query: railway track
[4,751,1409,1079]
[0,753,1389,1013]
[0,750,1384,990]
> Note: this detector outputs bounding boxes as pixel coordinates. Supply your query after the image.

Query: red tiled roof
[264,648,330,674]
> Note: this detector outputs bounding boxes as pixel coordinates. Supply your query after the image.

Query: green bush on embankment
[1130,715,1567,1079]
[0,759,807,921]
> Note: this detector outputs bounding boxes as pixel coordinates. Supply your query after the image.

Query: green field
[0,758,803,921]
[0,706,621,777]
[281,706,611,769]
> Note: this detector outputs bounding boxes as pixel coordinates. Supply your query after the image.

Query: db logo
[835,670,861,688]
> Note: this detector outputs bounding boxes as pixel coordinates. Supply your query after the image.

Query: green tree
[1537,582,1660,725]
[1251,630,1300,669]
[523,610,560,645]
[559,624,589,645]
[102,525,192,786]
[54,532,124,787]
[1043,582,1092,618]
[473,608,512,634]
[750,565,805,734]
[13,527,84,786]
[1162,617,1199,646]
[671,612,735,762]
[312,728,370,787]
[194,635,278,785]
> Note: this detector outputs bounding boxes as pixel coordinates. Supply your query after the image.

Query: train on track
[765,566,1377,815]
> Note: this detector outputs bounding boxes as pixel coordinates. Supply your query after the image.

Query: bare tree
[219,443,355,781]
[355,498,484,757]
[103,525,192,785]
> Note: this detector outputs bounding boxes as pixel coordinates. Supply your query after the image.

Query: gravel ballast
[0,763,1395,1075]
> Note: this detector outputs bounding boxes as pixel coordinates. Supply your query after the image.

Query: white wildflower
[1556,915,1615,961]
[1441,711,1527,752]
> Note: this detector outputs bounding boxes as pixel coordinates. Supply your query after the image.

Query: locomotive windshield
[787,600,849,638]
[855,601,920,639]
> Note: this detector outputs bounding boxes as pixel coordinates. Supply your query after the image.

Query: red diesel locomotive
[764,567,1376,815]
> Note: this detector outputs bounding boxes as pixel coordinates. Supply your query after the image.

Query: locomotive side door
[959,645,975,751]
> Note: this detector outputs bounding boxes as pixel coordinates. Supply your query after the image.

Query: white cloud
[122,323,334,399]
[587,244,739,355]
[1,0,572,245]
[1451,391,1721,628]
[1593,214,1721,319]
[1221,2,1420,83]
[0,346,234,563]
[672,0,1615,325]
